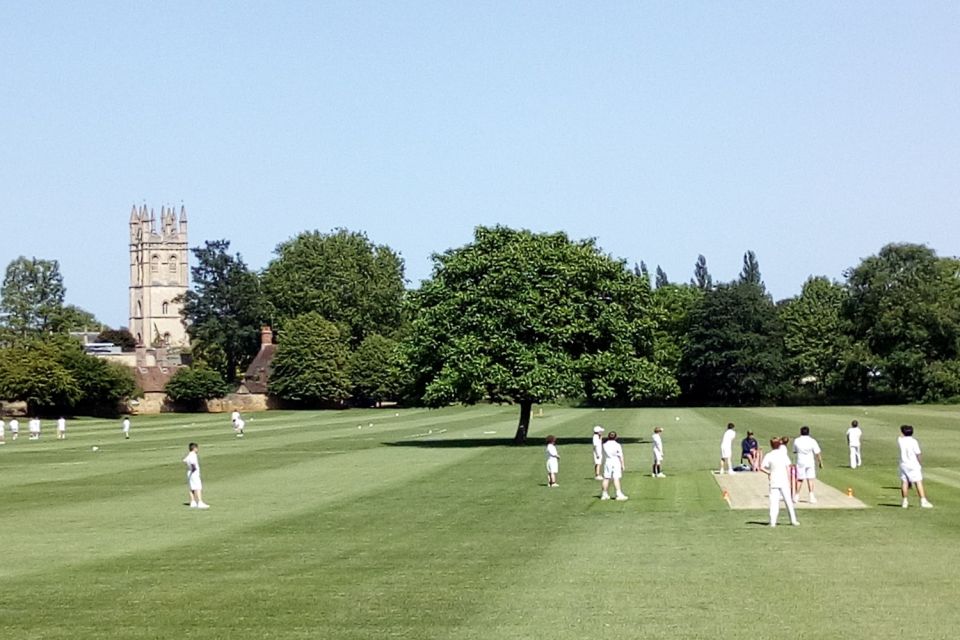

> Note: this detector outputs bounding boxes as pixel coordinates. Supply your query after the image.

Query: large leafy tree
[680,282,786,405]
[0,342,80,413]
[178,240,264,383]
[0,336,133,415]
[691,254,713,291]
[650,283,702,382]
[165,366,231,408]
[779,276,849,395]
[269,312,351,406]
[348,333,400,407]
[261,229,405,345]
[59,305,103,332]
[843,243,960,401]
[407,226,676,442]
[1,257,66,337]
[739,250,764,291]
[96,327,137,352]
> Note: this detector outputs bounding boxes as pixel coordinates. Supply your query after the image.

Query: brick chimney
[260,326,273,346]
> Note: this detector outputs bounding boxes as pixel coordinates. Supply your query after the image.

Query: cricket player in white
[761,439,799,527]
[183,442,209,509]
[719,423,737,475]
[792,426,822,503]
[10,418,19,440]
[122,417,131,439]
[231,410,240,428]
[0,418,5,444]
[592,426,604,480]
[898,425,932,508]
[57,417,67,440]
[600,431,628,501]
[651,427,665,477]
[846,420,863,469]
[234,417,245,438]
[545,435,560,487]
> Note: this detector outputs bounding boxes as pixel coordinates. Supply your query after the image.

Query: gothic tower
[128,204,189,349]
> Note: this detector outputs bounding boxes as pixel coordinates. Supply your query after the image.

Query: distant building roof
[239,326,277,394]
[240,344,276,394]
[134,366,179,393]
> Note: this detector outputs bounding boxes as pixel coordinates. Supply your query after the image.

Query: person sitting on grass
[741,431,762,471]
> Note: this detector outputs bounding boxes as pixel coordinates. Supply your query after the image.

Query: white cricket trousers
[849,446,861,469]
[769,487,798,525]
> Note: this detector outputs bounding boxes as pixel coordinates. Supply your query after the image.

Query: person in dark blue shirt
[741,431,762,471]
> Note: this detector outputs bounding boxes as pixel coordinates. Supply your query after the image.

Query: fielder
[600,431,628,501]
[846,420,863,469]
[719,423,737,475]
[592,425,604,480]
[793,426,822,504]
[545,435,560,487]
[183,442,210,509]
[761,438,799,527]
[898,425,933,509]
[651,427,665,477]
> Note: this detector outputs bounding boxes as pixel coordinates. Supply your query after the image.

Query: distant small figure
[741,431,762,471]
[719,423,737,475]
[9,418,19,440]
[600,431,628,501]
[761,438,799,527]
[234,417,245,438]
[28,418,41,440]
[898,425,932,509]
[545,435,560,487]
[57,417,67,440]
[846,420,863,469]
[231,410,240,429]
[183,442,209,509]
[651,427,665,477]
[122,417,131,439]
[793,426,823,504]
[0,417,5,445]
[592,425,604,480]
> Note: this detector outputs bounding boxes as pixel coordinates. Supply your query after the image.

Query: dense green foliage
[0,337,134,415]
[178,240,265,382]
[269,312,351,406]
[261,229,405,346]
[844,243,960,402]
[5,234,960,413]
[348,333,401,407]
[0,256,67,337]
[95,327,137,352]
[164,366,231,406]
[680,282,786,404]
[407,226,676,440]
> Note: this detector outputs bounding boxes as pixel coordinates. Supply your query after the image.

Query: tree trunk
[513,400,533,444]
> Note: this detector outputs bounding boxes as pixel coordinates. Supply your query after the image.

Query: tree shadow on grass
[383,436,646,449]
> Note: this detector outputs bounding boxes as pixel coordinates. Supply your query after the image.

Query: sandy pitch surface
[713,470,868,509]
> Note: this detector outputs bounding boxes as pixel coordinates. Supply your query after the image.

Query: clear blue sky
[2,2,958,328]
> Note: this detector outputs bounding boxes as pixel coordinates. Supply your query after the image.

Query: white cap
[593,425,604,433]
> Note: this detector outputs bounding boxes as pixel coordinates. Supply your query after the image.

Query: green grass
[1,405,959,639]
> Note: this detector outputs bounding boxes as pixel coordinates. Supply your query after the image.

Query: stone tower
[128,204,189,349]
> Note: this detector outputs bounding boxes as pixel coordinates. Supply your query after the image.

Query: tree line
[2,228,959,438]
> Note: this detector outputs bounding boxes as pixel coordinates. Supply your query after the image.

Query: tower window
[169,255,177,273]
[151,254,160,273]
[162,301,169,315]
